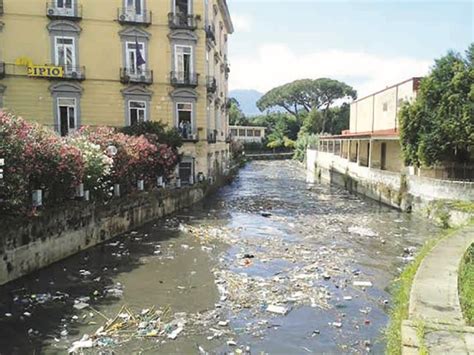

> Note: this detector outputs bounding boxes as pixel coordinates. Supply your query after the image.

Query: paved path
[402,223,474,354]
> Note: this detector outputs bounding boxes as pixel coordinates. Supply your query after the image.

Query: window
[57,97,76,136]
[56,0,75,15]
[254,129,261,137]
[126,41,146,75]
[177,103,193,138]
[174,0,190,15]
[247,129,254,137]
[55,36,75,73]
[238,129,245,136]
[382,102,388,112]
[129,100,146,126]
[179,160,193,184]
[125,0,143,15]
[175,45,193,80]
[231,129,237,136]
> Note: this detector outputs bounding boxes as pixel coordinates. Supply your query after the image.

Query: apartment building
[318,78,421,172]
[0,0,233,182]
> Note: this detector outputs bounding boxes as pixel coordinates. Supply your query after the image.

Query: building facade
[0,0,233,183]
[318,78,421,173]
[229,125,266,143]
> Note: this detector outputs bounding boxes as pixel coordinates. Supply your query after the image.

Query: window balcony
[61,65,86,81]
[170,71,199,88]
[179,130,199,143]
[120,68,153,85]
[117,8,152,26]
[206,76,217,94]
[207,129,217,144]
[168,13,197,30]
[0,62,4,79]
[205,24,216,43]
[46,2,82,20]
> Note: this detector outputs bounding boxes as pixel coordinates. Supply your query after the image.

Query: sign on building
[27,65,64,78]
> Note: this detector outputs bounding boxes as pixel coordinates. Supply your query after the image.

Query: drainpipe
[395,84,399,131]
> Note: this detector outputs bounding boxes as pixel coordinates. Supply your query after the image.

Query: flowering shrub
[0,112,84,213]
[0,113,181,216]
[67,135,113,194]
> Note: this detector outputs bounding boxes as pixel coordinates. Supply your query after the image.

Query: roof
[319,128,399,140]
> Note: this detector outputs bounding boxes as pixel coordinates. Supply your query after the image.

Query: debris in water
[353,281,373,287]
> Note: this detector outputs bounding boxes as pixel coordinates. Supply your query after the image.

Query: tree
[228,98,248,126]
[302,103,350,135]
[256,78,357,128]
[399,44,474,166]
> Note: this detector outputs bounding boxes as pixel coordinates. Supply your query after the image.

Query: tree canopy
[399,44,474,166]
[256,78,357,119]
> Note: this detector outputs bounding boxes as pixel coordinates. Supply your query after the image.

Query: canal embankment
[306,149,474,226]
[401,222,474,354]
[1,183,210,286]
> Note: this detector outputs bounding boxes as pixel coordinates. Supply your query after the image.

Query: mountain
[229,89,264,117]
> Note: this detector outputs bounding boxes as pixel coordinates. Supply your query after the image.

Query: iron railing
[178,129,199,142]
[170,71,199,87]
[207,129,217,144]
[168,13,197,30]
[46,2,82,20]
[206,76,217,93]
[205,24,216,42]
[120,68,153,85]
[117,7,152,26]
[60,65,86,80]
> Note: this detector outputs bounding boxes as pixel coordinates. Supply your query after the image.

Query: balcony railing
[205,24,216,43]
[61,65,86,81]
[46,2,82,20]
[120,68,153,85]
[117,8,152,26]
[206,76,217,93]
[170,71,199,88]
[207,129,217,144]
[168,13,197,30]
[178,129,199,142]
[0,62,4,79]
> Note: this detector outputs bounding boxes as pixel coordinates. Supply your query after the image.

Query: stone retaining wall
[307,149,474,217]
[0,185,207,286]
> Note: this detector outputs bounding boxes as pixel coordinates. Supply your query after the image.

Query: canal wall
[306,149,474,223]
[245,152,294,160]
[0,185,209,286]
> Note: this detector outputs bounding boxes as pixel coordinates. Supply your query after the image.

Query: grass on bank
[459,243,474,326]
[384,226,460,355]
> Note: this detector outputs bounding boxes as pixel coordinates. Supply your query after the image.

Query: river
[0,161,440,354]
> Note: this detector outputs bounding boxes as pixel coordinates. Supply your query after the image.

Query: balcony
[0,62,4,79]
[61,66,86,81]
[46,2,82,20]
[207,129,217,144]
[170,71,199,88]
[120,68,153,85]
[178,130,199,143]
[206,76,217,94]
[168,13,197,30]
[205,24,216,43]
[117,8,152,26]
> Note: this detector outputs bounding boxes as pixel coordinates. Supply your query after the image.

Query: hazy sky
[227,0,473,96]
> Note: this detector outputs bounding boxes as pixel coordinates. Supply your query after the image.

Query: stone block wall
[0,186,206,285]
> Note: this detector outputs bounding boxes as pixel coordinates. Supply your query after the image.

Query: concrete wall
[349,78,418,133]
[0,185,207,286]
[307,149,474,213]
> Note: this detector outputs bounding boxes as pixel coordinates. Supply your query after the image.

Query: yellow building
[319,77,421,172]
[0,0,233,183]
